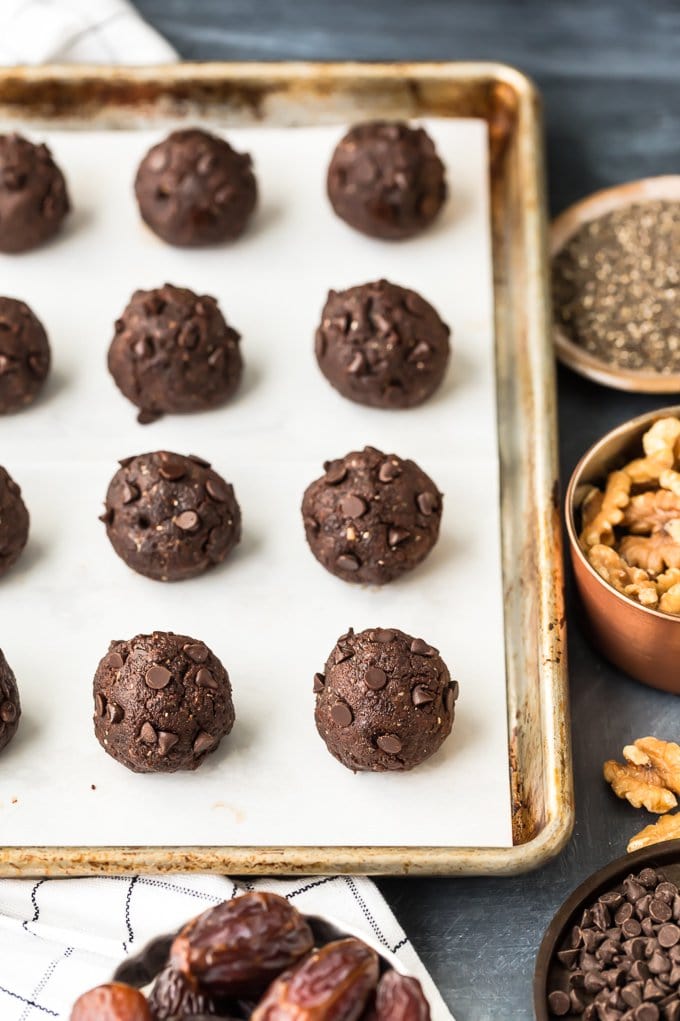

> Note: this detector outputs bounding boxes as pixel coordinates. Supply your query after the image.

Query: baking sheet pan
[0,63,572,875]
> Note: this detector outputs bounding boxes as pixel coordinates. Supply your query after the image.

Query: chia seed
[552,199,680,373]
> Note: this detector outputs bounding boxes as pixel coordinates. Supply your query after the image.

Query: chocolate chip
[158,455,186,481]
[372,629,395,643]
[547,990,571,1016]
[188,454,211,468]
[388,526,410,547]
[0,701,16,724]
[193,731,215,755]
[412,684,435,706]
[623,918,643,939]
[158,731,179,756]
[410,638,437,657]
[313,672,325,693]
[121,483,140,505]
[445,685,458,713]
[334,645,353,664]
[340,494,367,518]
[640,869,659,888]
[625,879,646,903]
[377,734,402,754]
[658,924,680,949]
[95,693,106,717]
[184,643,209,663]
[592,902,611,931]
[174,510,201,531]
[650,899,673,923]
[133,336,153,359]
[145,665,172,690]
[196,668,218,690]
[331,703,353,727]
[206,477,231,502]
[616,903,635,925]
[336,553,360,572]
[140,722,157,744]
[378,460,401,483]
[107,702,123,724]
[417,491,438,515]
[104,651,124,670]
[324,461,347,485]
[635,1005,660,1021]
[365,667,387,690]
[648,951,670,975]
[558,949,581,968]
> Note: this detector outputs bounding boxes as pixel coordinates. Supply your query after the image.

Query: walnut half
[628,812,680,853]
[604,736,680,813]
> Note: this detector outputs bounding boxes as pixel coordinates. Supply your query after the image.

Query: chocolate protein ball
[0,648,20,755]
[108,284,243,424]
[0,133,69,253]
[315,279,450,408]
[0,466,29,577]
[93,631,235,773]
[0,297,50,413]
[135,128,257,246]
[302,446,443,585]
[327,121,446,240]
[101,451,241,582]
[314,627,457,772]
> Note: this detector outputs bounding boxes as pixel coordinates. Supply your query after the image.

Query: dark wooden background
[133,2,680,1017]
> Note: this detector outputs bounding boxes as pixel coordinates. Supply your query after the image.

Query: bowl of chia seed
[552,176,680,393]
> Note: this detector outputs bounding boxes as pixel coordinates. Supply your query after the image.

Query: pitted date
[171,892,314,997]
[71,983,152,1021]
[148,964,218,1020]
[368,971,431,1021]
[251,938,379,1021]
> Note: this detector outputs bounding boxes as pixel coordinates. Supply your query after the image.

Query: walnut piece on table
[625,737,680,795]
[603,759,678,813]
[587,544,659,607]
[579,470,630,549]
[628,811,680,852]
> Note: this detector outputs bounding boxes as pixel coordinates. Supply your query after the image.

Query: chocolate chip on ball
[92,631,235,773]
[314,627,457,772]
[134,128,257,246]
[108,284,243,424]
[315,279,450,408]
[0,297,50,413]
[0,133,69,253]
[101,451,241,582]
[327,120,446,239]
[0,466,29,577]
[302,446,443,585]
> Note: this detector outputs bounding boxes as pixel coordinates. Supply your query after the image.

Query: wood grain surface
[132,3,680,1018]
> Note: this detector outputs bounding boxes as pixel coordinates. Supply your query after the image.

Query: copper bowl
[552,175,680,393]
[566,405,680,693]
[533,840,680,1020]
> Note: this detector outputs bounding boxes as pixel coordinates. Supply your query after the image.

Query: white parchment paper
[0,120,512,848]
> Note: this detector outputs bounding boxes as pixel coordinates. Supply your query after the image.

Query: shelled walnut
[604,736,680,851]
[579,415,680,614]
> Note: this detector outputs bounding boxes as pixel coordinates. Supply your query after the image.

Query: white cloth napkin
[0,874,453,1020]
[0,5,453,1020]
[0,0,177,65]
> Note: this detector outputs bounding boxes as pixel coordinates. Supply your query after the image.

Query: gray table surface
[133,2,680,1017]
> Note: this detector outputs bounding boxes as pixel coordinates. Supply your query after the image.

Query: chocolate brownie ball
[327,121,446,240]
[0,297,50,413]
[101,451,241,582]
[108,284,243,424]
[314,627,458,772]
[0,134,69,253]
[93,631,235,773]
[135,128,257,247]
[315,279,450,408]
[0,648,20,754]
[0,466,29,577]
[302,447,443,585]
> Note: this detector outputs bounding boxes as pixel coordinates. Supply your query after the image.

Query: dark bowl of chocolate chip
[534,840,680,1020]
[552,176,680,394]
